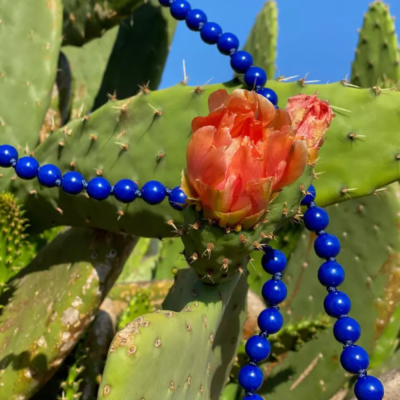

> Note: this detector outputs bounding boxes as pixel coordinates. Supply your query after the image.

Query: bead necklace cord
[0,1,385,399]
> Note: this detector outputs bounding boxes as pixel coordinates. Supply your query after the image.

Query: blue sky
[160,0,400,88]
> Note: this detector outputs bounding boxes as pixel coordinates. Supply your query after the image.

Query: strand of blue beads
[0,144,187,211]
[301,185,384,400]
[237,248,288,400]
[159,0,280,108]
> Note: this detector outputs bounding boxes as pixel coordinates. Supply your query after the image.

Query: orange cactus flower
[181,89,308,229]
[286,93,334,164]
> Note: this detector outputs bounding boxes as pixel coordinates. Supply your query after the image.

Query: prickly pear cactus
[0,228,136,400]
[98,268,248,400]
[64,0,176,119]
[2,81,400,239]
[246,185,400,399]
[243,0,278,79]
[61,0,142,46]
[0,0,62,150]
[351,1,400,88]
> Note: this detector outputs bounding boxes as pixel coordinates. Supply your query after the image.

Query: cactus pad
[351,1,400,88]
[98,268,248,400]
[61,0,142,46]
[0,228,135,400]
[0,0,62,150]
[243,0,278,79]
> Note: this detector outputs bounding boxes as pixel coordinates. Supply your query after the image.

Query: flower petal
[199,146,228,187]
[208,89,230,113]
[192,110,224,133]
[256,92,277,127]
[241,209,266,230]
[196,175,242,213]
[213,206,252,228]
[245,177,273,215]
[264,125,296,178]
[274,140,307,191]
[187,126,216,182]
[228,145,264,185]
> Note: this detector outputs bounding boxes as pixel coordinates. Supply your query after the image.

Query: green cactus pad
[0,0,62,150]
[252,185,400,399]
[243,0,278,79]
[63,0,176,121]
[2,80,400,238]
[0,228,135,400]
[61,0,142,46]
[98,268,248,400]
[351,1,400,88]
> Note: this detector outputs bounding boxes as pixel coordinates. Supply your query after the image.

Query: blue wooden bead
[262,279,287,305]
[244,66,267,89]
[15,156,39,180]
[243,395,263,400]
[238,364,263,392]
[170,0,191,20]
[159,0,172,6]
[200,22,222,44]
[87,177,112,201]
[304,206,329,232]
[256,88,278,105]
[0,144,18,167]
[37,164,62,187]
[324,291,351,318]
[186,9,207,31]
[355,376,384,400]
[258,308,283,334]
[141,181,166,205]
[61,171,84,195]
[318,260,345,287]
[301,184,316,206]
[245,335,271,363]
[261,247,287,274]
[168,186,187,210]
[314,233,341,258]
[340,345,369,374]
[113,179,138,203]
[230,50,253,73]
[217,32,239,55]
[334,317,361,344]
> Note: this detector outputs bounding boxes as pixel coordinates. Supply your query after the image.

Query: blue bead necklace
[0,144,187,210]
[0,1,385,398]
